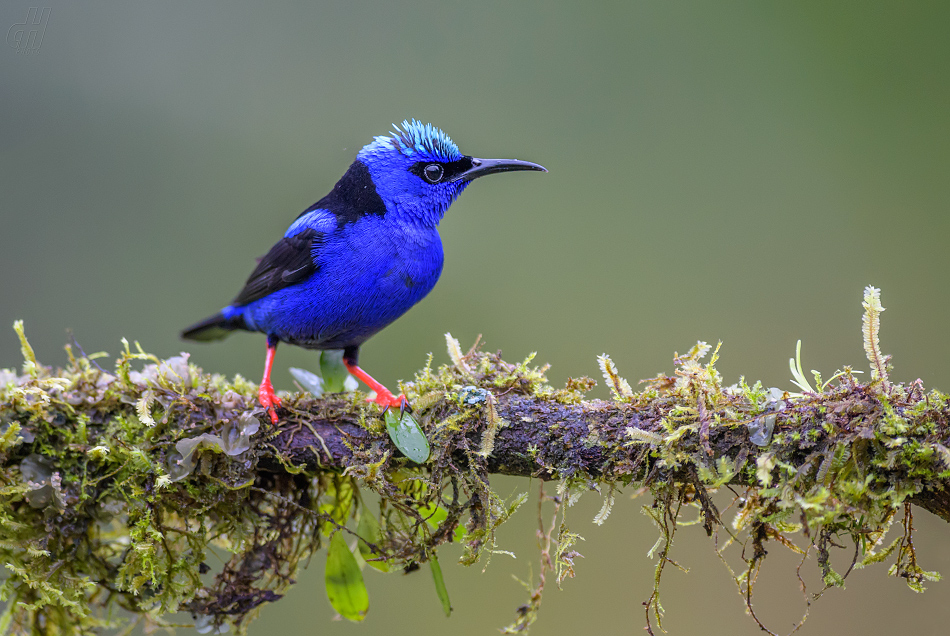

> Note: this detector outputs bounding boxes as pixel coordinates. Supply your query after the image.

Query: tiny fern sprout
[788,340,815,394]
[788,340,862,396]
[862,285,890,389]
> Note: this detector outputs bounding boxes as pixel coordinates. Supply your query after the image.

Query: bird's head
[356,120,546,226]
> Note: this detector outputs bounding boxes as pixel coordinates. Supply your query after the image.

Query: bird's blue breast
[234,216,444,350]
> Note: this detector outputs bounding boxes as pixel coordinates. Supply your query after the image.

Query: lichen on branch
[1,288,949,636]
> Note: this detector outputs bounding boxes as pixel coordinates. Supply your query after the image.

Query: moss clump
[0,332,314,634]
[597,337,949,632]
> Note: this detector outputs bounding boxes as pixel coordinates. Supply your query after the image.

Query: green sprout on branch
[788,339,861,395]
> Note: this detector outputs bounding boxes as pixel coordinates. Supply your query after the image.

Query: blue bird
[182,120,546,422]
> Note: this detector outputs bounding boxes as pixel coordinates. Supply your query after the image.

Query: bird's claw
[258,382,282,424]
[368,390,410,414]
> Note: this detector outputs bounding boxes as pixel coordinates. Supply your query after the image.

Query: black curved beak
[449,157,547,182]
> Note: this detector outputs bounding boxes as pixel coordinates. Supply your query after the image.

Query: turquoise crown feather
[367,119,462,163]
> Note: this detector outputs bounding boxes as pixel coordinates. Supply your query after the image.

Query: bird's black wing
[231,228,323,306]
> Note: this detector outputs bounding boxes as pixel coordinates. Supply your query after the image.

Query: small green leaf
[384,410,430,463]
[357,506,391,572]
[318,478,355,535]
[429,554,452,617]
[320,351,351,393]
[325,532,369,621]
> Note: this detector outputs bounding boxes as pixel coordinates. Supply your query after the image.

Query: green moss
[1,308,949,636]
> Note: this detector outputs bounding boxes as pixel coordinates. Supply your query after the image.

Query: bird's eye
[423,164,444,183]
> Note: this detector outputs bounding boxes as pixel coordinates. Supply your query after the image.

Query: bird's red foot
[259,381,282,424]
[343,355,410,413]
[368,389,408,412]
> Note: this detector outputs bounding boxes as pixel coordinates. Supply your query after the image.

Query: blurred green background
[2,1,949,634]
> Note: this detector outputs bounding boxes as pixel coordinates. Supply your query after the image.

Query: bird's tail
[181,310,247,342]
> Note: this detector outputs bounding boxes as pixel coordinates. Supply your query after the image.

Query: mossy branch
[2,290,949,636]
[266,380,950,522]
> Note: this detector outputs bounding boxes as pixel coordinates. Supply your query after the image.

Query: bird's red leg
[342,346,406,410]
[259,336,281,423]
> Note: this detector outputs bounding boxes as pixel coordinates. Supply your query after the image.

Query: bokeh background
[2,1,949,634]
